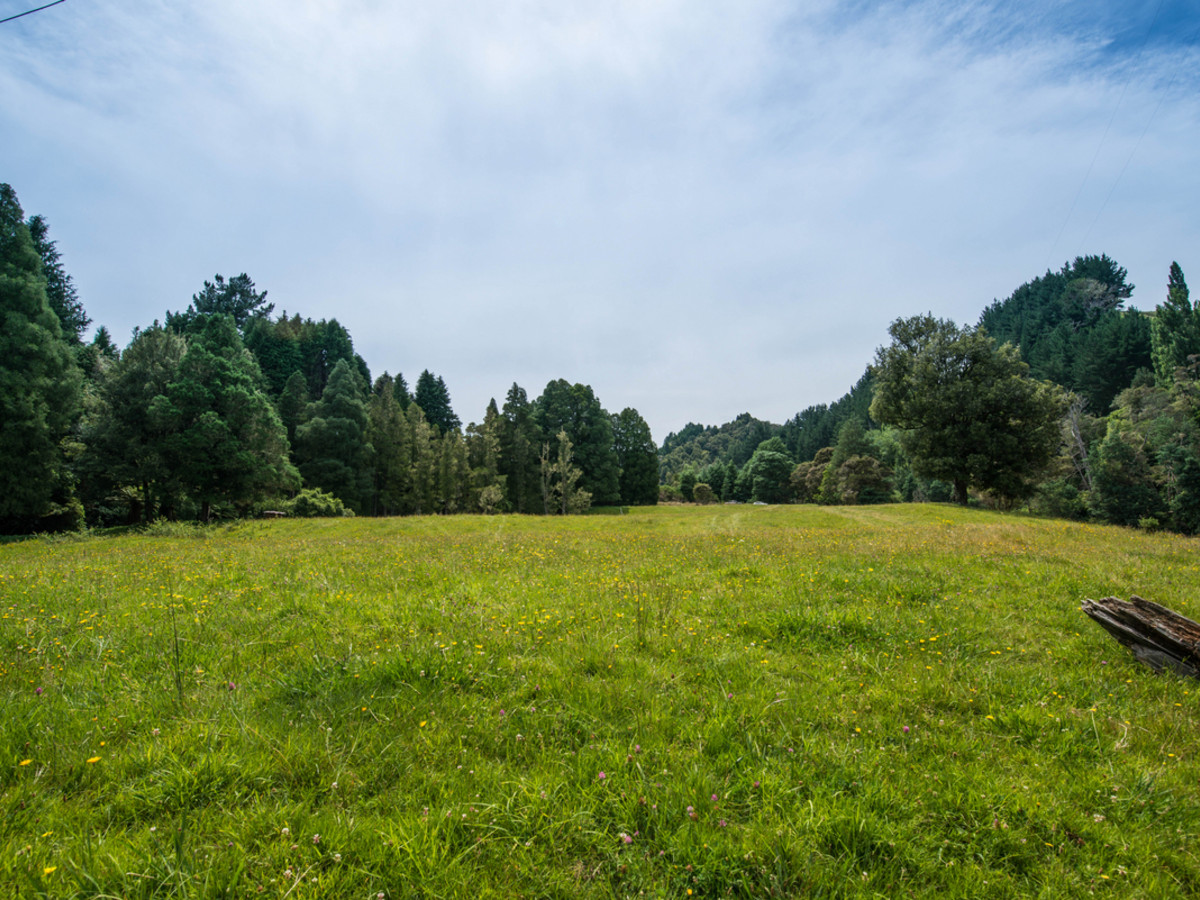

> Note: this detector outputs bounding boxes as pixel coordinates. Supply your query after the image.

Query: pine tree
[534,379,620,505]
[26,214,89,345]
[499,383,541,513]
[367,374,412,515]
[414,370,461,433]
[467,400,507,513]
[407,403,438,514]
[0,184,83,533]
[1151,262,1197,387]
[80,325,187,523]
[164,314,298,520]
[294,358,374,513]
[277,371,309,449]
[612,407,659,505]
[167,274,274,334]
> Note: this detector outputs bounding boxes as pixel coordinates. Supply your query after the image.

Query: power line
[1077,19,1200,254]
[0,0,67,25]
[1042,0,1166,271]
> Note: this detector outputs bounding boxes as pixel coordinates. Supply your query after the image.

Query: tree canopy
[870,314,1066,504]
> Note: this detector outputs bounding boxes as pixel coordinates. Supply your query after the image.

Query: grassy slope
[1,505,1198,898]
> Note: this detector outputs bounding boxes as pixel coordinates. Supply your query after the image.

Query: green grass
[2,504,1199,898]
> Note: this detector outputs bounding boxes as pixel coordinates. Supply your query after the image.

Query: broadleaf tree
[869,314,1066,505]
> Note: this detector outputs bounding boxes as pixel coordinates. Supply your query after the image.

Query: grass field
[2,504,1199,898]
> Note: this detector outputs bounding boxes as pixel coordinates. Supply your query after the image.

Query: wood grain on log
[1081,595,1200,678]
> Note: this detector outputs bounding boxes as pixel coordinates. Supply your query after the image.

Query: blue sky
[2,0,1198,440]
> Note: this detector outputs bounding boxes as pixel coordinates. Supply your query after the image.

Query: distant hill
[658,413,780,483]
[978,254,1151,414]
[660,254,1158,479]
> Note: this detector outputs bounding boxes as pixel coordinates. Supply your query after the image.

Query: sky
[2,0,1198,442]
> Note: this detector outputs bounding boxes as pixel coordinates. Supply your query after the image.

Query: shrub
[284,488,353,518]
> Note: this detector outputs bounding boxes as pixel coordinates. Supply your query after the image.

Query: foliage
[871,314,1066,504]
[659,413,781,484]
[25,213,89,346]
[80,325,188,524]
[1150,262,1198,388]
[534,380,620,506]
[413,369,461,434]
[978,255,1147,412]
[498,383,542,514]
[541,429,591,514]
[742,439,794,504]
[780,372,876,463]
[295,358,374,514]
[611,407,659,505]
[0,184,83,533]
[163,314,300,520]
[283,487,352,517]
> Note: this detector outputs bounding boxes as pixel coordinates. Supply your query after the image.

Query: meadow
[1,504,1198,899]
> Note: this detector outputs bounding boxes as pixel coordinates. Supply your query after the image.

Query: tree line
[664,254,1200,534]
[0,184,658,533]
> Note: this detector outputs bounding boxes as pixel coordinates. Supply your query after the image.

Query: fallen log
[1081,595,1200,678]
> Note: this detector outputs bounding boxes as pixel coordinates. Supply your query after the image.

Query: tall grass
[1,505,1198,898]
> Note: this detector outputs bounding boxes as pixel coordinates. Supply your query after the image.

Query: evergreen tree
[80,325,187,524]
[26,214,89,345]
[534,379,620,505]
[542,430,590,514]
[679,469,697,502]
[743,441,794,503]
[367,374,412,515]
[436,428,472,513]
[414,369,461,433]
[0,184,83,533]
[499,383,541,513]
[244,314,303,395]
[611,407,659,505]
[407,403,438,514]
[294,358,374,513]
[163,314,298,520]
[1089,428,1166,527]
[277,371,309,449]
[1151,263,1198,387]
[167,274,274,334]
[466,400,507,513]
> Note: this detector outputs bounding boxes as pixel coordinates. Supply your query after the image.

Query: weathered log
[1081,595,1200,678]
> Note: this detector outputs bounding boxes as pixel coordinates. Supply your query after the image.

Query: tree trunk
[1081,595,1200,678]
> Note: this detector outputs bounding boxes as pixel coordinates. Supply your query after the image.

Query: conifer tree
[1151,262,1197,387]
[414,369,461,433]
[611,407,659,505]
[499,383,541,513]
[407,403,437,514]
[294,358,373,513]
[0,184,83,532]
[534,379,620,505]
[467,400,507,513]
[81,325,187,523]
[367,374,412,515]
[164,314,298,520]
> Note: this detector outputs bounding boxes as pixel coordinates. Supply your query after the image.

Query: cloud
[2,0,1198,439]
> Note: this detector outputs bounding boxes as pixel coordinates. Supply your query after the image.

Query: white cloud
[1,0,1198,439]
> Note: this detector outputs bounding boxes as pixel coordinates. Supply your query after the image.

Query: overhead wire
[1042,0,1166,271]
[0,0,67,25]
[1076,17,1200,254]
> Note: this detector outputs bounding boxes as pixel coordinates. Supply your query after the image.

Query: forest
[5,180,1200,534]
[663,253,1200,534]
[0,184,659,533]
